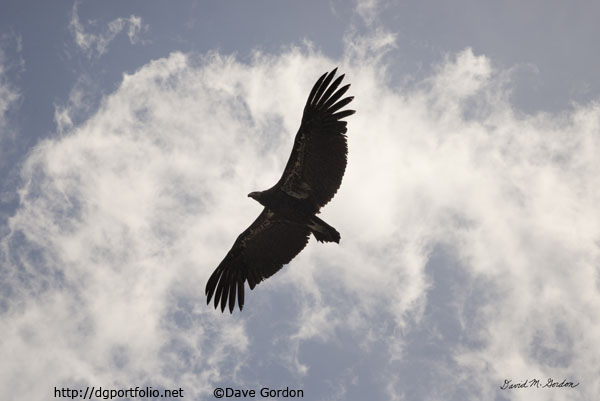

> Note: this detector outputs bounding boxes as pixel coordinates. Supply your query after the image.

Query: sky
[1,1,600,400]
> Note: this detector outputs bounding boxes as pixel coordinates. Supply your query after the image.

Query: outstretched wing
[277,68,355,208]
[205,208,311,313]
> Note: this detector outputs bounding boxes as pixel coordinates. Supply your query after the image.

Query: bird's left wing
[205,208,311,313]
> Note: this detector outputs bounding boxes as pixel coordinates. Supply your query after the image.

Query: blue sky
[1,1,600,401]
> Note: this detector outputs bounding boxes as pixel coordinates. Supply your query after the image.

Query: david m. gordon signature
[500,378,579,390]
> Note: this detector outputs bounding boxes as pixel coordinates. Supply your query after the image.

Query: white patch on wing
[285,181,311,199]
[306,221,323,233]
[283,131,307,195]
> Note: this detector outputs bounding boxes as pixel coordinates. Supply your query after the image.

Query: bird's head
[248,191,262,202]
[248,191,268,206]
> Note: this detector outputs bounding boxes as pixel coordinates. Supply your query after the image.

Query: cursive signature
[500,378,579,390]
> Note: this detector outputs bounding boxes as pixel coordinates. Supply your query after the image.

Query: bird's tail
[309,216,340,243]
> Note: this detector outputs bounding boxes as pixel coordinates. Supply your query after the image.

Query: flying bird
[206,68,355,313]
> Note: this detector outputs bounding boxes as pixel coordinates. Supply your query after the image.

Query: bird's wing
[277,68,356,208]
[205,208,311,313]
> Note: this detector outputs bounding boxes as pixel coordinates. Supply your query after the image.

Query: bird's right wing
[277,68,355,209]
[205,208,311,313]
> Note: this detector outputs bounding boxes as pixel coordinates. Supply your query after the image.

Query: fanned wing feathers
[280,68,356,208]
[205,208,311,313]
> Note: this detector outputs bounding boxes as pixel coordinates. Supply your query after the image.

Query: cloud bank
[2,33,599,400]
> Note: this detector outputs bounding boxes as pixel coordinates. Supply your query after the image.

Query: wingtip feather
[312,69,338,106]
[220,283,229,313]
[238,281,245,311]
[228,281,236,313]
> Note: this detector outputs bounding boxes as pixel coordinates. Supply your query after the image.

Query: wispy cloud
[0,53,19,134]
[0,37,23,160]
[355,0,383,25]
[2,33,599,400]
[53,75,100,135]
[69,2,146,59]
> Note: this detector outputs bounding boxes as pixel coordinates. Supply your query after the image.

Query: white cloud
[355,0,384,26]
[54,75,100,135]
[0,42,22,165]
[2,35,600,400]
[69,2,146,59]
[0,50,19,133]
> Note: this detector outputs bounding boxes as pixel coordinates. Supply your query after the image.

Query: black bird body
[249,187,318,217]
[206,68,355,312]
